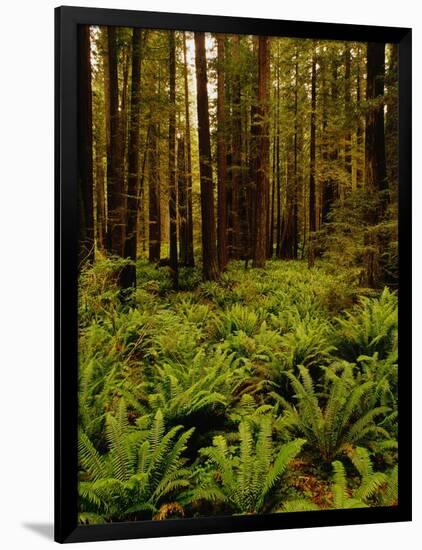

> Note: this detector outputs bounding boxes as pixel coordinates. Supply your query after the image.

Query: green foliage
[78,306,152,439]
[330,460,367,509]
[380,465,398,506]
[228,393,274,427]
[178,266,203,291]
[174,297,212,327]
[189,418,305,514]
[78,403,194,523]
[78,255,131,326]
[279,314,335,370]
[315,189,398,290]
[78,258,399,522]
[336,287,398,361]
[357,351,398,409]
[329,447,395,509]
[135,260,173,294]
[83,26,400,524]
[142,349,244,424]
[278,499,320,512]
[275,365,393,462]
[356,351,398,447]
[214,304,261,338]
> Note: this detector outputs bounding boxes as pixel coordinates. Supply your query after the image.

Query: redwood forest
[77,26,399,523]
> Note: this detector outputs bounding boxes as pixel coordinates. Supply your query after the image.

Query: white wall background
[0,0,419,547]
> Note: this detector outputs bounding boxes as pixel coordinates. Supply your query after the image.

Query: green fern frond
[331,460,349,509]
[259,438,305,510]
[78,431,108,480]
[383,465,398,506]
[106,413,132,482]
[189,486,228,504]
[279,499,320,512]
[78,512,105,524]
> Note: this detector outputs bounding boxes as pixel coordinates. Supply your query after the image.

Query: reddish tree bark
[106,27,125,256]
[168,31,178,287]
[231,35,242,259]
[309,46,317,235]
[120,28,143,290]
[217,35,228,271]
[182,32,195,267]
[252,36,270,268]
[365,42,387,199]
[344,45,352,183]
[148,123,161,262]
[77,25,95,265]
[177,135,189,266]
[194,32,220,281]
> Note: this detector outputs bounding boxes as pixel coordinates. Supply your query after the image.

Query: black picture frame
[55,5,412,543]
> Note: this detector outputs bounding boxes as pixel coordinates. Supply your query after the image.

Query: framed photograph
[55,6,412,543]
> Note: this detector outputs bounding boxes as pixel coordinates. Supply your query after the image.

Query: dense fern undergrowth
[78,258,398,524]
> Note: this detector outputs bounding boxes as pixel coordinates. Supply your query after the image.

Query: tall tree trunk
[386,43,398,196]
[99,28,110,239]
[268,56,277,260]
[252,36,270,268]
[177,135,189,265]
[365,42,388,200]
[269,123,276,258]
[183,32,195,267]
[120,28,143,291]
[137,126,151,256]
[293,48,299,259]
[308,46,317,266]
[168,31,178,287]
[194,32,220,281]
[356,45,364,186]
[106,27,124,256]
[275,135,281,258]
[309,46,317,235]
[77,26,95,265]
[344,45,352,185]
[247,37,259,261]
[321,52,339,224]
[363,42,387,287]
[119,46,130,194]
[275,48,282,259]
[280,149,294,259]
[148,123,161,262]
[94,141,106,250]
[217,35,228,271]
[320,48,328,224]
[231,35,242,259]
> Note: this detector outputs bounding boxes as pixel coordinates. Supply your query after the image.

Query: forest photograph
[77,25,399,524]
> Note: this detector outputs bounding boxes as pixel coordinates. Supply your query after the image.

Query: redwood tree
[120,28,143,290]
[177,134,189,265]
[365,42,387,200]
[344,45,352,183]
[308,45,317,267]
[252,36,270,268]
[168,31,178,287]
[216,34,228,271]
[321,51,340,225]
[231,35,242,259]
[148,122,161,262]
[182,32,195,267]
[363,42,387,287]
[309,46,317,235]
[194,32,220,281]
[106,27,124,256]
[77,25,95,265]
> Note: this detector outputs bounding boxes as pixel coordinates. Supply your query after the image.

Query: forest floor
[78,258,398,522]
